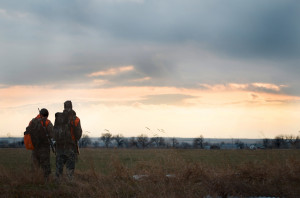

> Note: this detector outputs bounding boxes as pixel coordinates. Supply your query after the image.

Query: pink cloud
[87,65,134,77]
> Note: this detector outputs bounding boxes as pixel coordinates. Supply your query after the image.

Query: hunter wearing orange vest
[54,100,82,180]
[25,108,54,178]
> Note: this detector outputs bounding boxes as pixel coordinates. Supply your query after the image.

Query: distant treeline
[1,134,300,149]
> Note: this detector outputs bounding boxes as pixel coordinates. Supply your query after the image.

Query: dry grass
[0,148,300,197]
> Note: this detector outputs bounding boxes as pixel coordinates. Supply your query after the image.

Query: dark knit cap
[64,100,72,110]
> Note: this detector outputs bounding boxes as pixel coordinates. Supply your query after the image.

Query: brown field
[0,148,300,197]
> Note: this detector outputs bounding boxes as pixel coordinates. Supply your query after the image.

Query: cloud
[251,83,287,92]
[130,77,151,82]
[141,94,197,106]
[0,9,8,17]
[0,0,299,97]
[1,0,299,58]
[104,0,144,3]
[199,82,288,94]
[250,93,259,100]
[92,79,109,86]
[0,8,28,19]
[0,84,8,88]
[88,65,134,77]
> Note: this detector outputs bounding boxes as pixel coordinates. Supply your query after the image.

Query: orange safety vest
[70,117,80,141]
[24,114,50,150]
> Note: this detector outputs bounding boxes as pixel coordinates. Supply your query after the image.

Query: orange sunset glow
[1,82,300,138]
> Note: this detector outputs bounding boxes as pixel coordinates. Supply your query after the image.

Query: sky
[1,0,300,139]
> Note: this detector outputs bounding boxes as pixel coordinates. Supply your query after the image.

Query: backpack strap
[70,117,76,141]
[42,118,46,129]
[42,118,56,154]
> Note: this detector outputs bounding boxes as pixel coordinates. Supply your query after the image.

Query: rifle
[42,119,56,154]
[39,108,56,154]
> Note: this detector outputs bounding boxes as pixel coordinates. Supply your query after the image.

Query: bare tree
[113,134,124,148]
[181,142,192,149]
[273,135,286,149]
[101,132,113,148]
[150,137,166,148]
[296,136,300,149]
[128,137,138,148]
[137,134,149,149]
[193,135,204,149]
[171,137,179,148]
[79,134,92,148]
[93,141,100,148]
[158,137,166,147]
[284,135,300,149]
[234,139,245,149]
[263,138,272,149]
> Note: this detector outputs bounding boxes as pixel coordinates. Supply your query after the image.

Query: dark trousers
[56,149,76,179]
[32,146,51,177]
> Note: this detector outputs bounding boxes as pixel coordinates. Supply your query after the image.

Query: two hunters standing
[24,100,82,180]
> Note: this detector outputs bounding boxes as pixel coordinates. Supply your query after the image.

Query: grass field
[0,148,300,197]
